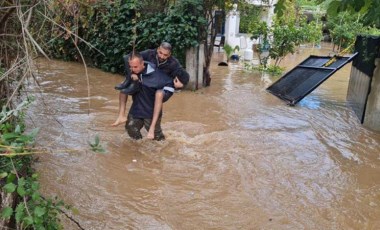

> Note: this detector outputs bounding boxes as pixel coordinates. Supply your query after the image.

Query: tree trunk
[203,28,215,87]
[201,5,221,87]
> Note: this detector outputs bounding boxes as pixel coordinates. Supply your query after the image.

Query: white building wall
[223,0,278,55]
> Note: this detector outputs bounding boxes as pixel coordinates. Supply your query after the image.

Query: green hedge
[46,0,204,74]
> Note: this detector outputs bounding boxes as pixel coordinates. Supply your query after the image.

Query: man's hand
[146,130,155,140]
[131,74,139,81]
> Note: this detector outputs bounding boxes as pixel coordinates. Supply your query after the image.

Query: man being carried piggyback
[112,46,189,140]
[111,42,183,127]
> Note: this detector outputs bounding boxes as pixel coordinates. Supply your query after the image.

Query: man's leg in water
[147,91,164,139]
[126,114,144,139]
[144,116,165,141]
[111,92,128,126]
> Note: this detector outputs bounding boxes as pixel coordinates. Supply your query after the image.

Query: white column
[224,7,240,48]
[265,5,275,28]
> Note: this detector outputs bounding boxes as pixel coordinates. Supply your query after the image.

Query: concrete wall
[364,58,380,131]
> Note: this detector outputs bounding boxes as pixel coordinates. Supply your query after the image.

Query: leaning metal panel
[266,54,358,105]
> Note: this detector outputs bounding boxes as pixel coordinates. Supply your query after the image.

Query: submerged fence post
[347,35,380,131]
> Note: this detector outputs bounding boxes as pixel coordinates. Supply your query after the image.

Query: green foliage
[251,0,323,66]
[88,134,106,153]
[296,0,320,7]
[304,21,323,44]
[249,21,270,42]
[362,26,380,36]
[0,124,68,228]
[1,102,69,228]
[223,44,233,60]
[244,62,285,76]
[363,1,380,27]
[249,21,271,66]
[269,21,300,63]
[1,173,67,229]
[274,0,292,18]
[45,0,204,74]
[0,127,39,157]
[266,65,286,76]
[0,98,32,125]
[307,0,380,51]
[293,0,380,50]
[137,0,205,64]
[252,12,322,67]
[319,0,380,27]
[239,2,261,33]
[327,12,363,49]
[223,44,239,62]
[45,1,138,72]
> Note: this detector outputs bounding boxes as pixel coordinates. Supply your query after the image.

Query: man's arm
[168,56,182,78]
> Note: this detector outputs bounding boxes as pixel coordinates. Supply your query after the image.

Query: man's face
[157,46,171,63]
[173,77,184,89]
[129,57,145,74]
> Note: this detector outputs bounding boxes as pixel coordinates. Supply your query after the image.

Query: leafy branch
[88,134,106,154]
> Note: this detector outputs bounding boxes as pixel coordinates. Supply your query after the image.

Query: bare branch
[36,10,105,56]
[0,33,21,37]
[71,35,92,115]
[0,6,15,33]
[24,0,39,29]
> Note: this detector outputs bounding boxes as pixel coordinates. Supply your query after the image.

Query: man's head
[156,42,172,63]
[173,68,190,89]
[128,53,145,74]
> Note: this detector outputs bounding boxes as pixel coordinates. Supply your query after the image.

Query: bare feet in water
[111,117,127,127]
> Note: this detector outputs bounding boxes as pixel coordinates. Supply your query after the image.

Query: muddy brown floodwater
[28,43,380,229]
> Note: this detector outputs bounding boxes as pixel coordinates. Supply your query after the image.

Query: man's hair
[160,42,172,52]
[173,68,190,86]
[129,52,143,62]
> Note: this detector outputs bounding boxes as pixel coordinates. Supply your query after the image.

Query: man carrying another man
[112,42,190,140]
[111,42,182,127]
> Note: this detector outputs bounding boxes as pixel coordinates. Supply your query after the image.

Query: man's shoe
[115,78,131,90]
[120,80,141,95]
